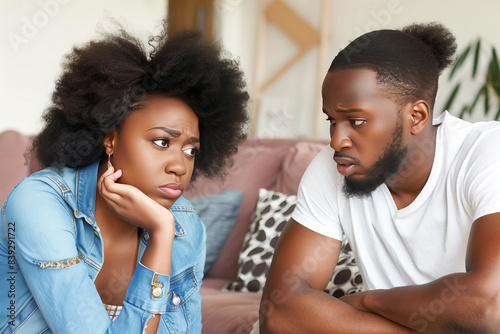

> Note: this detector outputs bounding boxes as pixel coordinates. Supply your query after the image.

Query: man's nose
[330,123,352,151]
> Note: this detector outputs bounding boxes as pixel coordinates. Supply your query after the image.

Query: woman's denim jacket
[0,162,206,333]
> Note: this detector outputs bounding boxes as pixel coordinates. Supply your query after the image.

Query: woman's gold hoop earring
[107,154,112,169]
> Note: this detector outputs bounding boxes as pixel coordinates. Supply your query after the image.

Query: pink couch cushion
[273,141,328,195]
[185,139,292,279]
[0,131,32,204]
[201,279,261,334]
[186,138,328,280]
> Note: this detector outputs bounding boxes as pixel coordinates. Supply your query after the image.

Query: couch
[0,130,364,334]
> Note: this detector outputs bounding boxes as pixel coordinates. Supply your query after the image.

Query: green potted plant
[443,38,500,120]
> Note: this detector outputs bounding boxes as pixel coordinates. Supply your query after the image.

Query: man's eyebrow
[148,126,200,143]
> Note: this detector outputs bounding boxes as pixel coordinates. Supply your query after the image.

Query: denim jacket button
[152,287,162,298]
[172,292,181,306]
[94,230,99,236]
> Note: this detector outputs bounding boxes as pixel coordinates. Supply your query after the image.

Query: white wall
[217,0,500,139]
[0,0,167,135]
[2,0,500,137]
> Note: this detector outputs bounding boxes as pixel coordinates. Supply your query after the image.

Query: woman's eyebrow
[323,108,364,115]
[148,126,200,143]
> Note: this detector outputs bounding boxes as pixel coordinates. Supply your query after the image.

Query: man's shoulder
[438,112,500,135]
[437,113,500,154]
[459,120,500,152]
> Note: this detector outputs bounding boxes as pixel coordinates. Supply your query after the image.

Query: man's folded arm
[259,219,419,334]
[342,212,500,333]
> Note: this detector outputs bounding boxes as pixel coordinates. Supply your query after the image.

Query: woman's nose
[165,150,187,176]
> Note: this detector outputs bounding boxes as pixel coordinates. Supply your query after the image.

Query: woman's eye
[153,139,169,148]
[352,120,365,126]
[184,148,198,157]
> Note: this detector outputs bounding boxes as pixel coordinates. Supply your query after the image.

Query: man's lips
[159,183,184,198]
[333,154,359,177]
[333,157,357,166]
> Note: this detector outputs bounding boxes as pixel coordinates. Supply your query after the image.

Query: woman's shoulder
[2,166,80,225]
[2,167,80,243]
[6,167,73,201]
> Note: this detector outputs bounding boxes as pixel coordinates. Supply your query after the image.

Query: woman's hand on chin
[98,166,175,237]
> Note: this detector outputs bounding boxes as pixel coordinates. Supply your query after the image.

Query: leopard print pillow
[223,188,365,296]
[324,234,365,297]
[224,188,295,292]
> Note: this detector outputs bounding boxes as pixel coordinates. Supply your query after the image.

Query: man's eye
[325,117,336,125]
[352,120,365,126]
[153,139,169,148]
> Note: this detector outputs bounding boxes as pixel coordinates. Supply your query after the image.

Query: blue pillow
[188,190,244,273]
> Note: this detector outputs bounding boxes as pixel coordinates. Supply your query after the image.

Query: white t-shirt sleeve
[463,124,500,221]
[292,145,344,241]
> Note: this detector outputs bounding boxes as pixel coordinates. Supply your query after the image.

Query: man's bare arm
[259,219,418,334]
[342,212,500,333]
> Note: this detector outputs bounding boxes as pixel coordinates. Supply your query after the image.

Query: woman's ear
[103,131,117,155]
[409,100,431,135]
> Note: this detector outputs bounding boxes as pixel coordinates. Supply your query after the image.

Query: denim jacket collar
[75,162,98,226]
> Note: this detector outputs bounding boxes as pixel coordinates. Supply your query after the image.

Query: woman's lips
[159,183,183,198]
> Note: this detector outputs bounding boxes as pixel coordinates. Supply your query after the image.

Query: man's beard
[342,118,407,198]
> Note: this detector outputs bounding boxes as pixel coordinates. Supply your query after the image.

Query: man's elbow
[476,289,500,332]
[450,284,500,333]
[259,289,291,334]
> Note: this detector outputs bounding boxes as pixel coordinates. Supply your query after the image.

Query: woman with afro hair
[0,25,249,333]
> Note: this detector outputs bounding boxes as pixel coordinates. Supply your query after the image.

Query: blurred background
[1,0,500,139]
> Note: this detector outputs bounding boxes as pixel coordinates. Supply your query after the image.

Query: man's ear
[103,131,118,155]
[409,100,431,135]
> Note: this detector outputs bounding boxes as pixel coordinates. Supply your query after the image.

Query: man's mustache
[333,152,360,164]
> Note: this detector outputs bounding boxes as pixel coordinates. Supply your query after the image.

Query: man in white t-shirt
[260,23,500,333]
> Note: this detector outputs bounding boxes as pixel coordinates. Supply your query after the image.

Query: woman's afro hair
[33,25,249,180]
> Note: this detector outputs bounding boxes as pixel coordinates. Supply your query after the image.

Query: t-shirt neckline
[380,112,447,215]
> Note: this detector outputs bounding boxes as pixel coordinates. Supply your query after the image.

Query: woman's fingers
[98,166,115,193]
[102,170,122,191]
[100,168,122,193]
[99,168,127,208]
[97,167,174,232]
[101,171,143,210]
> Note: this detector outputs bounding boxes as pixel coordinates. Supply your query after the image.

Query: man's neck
[385,125,438,210]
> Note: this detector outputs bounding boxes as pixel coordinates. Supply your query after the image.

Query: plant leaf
[489,47,500,99]
[449,44,471,80]
[495,105,500,121]
[443,83,461,113]
[484,85,490,116]
[468,84,486,114]
[459,105,470,119]
[472,39,481,78]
